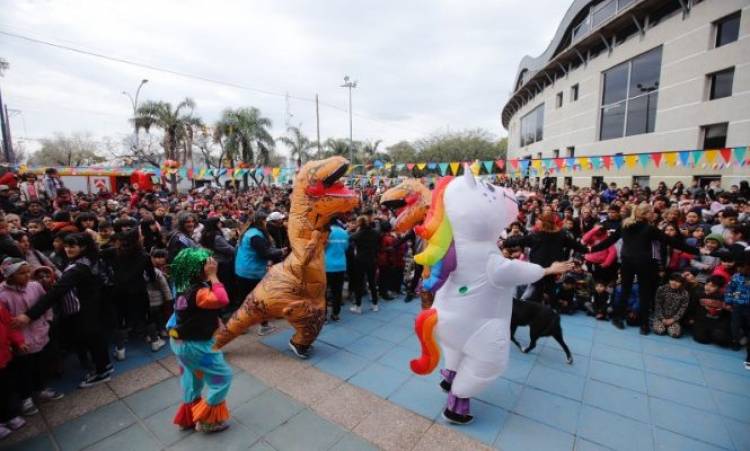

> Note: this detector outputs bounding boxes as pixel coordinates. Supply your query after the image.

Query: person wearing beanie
[0,258,63,417]
[691,233,724,284]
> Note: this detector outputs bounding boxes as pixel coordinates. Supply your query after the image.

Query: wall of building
[506,0,750,188]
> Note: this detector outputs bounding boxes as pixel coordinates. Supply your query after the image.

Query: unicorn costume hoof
[407,167,549,422]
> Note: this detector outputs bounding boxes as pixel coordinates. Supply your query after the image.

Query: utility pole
[340,75,357,166]
[315,94,321,158]
[0,58,15,164]
[122,79,148,151]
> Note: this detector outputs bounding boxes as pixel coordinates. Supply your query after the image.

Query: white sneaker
[0,425,11,440]
[151,338,166,352]
[20,398,38,416]
[113,347,126,361]
[349,305,362,314]
[371,304,379,312]
[6,417,26,430]
[744,361,750,371]
[36,388,64,401]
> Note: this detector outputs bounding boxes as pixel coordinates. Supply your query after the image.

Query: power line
[0,29,430,137]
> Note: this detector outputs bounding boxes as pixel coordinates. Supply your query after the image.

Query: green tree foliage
[278,126,314,169]
[133,98,202,163]
[414,129,506,162]
[29,133,106,166]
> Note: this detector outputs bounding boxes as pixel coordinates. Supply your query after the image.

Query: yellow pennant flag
[578,156,589,170]
[704,149,717,165]
[416,162,426,170]
[664,152,677,167]
[272,167,281,178]
[385,162,393,170]
[625,155,638,169]
[531,159,542,171]
[470,161,480,175]
[449,162,460,175]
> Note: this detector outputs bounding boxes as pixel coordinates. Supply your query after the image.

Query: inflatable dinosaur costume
[213,157,359,355]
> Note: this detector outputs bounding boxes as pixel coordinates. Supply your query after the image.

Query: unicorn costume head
[411,167,547,425]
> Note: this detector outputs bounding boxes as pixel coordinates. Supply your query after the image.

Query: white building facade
[502,0,750,189]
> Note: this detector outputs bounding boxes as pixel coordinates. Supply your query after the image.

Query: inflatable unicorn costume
[410,168,566,424]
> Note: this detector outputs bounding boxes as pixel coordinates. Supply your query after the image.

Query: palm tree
[324,138,351,159]
[278,126,314,169]
[361,139,382,161]
[133,98,201,190]
[213,107,274,187]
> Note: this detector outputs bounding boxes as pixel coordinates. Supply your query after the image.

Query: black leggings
[326,272,345,316]
[0,367,16,422]
[352,262,378,306]
[12,351,46,399]
[68,311,111,374]
[616,259,658,328]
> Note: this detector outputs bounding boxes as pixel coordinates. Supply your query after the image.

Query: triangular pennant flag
[733,146,747,164]
[704,150,717,165]
[719,148,732,164]
[554,158,565,170]
[406,163,415,171]
[373,160,383,169]
[664,152,677,167]
[578,157,589,170]
[438,162,449,175]
[565,157,576,171]
[495,159,505,170]
[450,162,460,175]
[272,167,281,178]
[510,159,519,170]
[483,160,494,173]
[543,159,554,170]
[198,168,206,178]
[396,163,405,170]
[591,157,602,170]
[691,150,702,166]
[385,162,393,170]
[416,162,427,170]
[638,153,650,168]
[205,168,213,178]
[519,159,530,173]
[427,162,437,170]
[651,152,662,168]
[470,161,481,176]
[531,159,542,172]
[612,155,623,169]
[679,150,690,167]
[625,154,638,169]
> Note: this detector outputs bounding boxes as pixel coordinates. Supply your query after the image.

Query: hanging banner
[416,162,426,170]
[509,159,519,170]
[664,152,677,167]
[612,154,623,169]
[691,150,702,166]
[519,159,530,173]
[470,161,481,175]
[450,162,460,175]
[565,157,576,171]
[678,151,690,167]
[578,156,589,170]
[438,162,449,175]
[396,163,405,171]
[495,159,505,170]
[719,148,732,164]
[554,158,565,170]
[406,163,415,171]
[625,155,638,169]
[638,153,650,168]
[704,150,717,165]
[427,162,437,170]
[591,156,602,170]
[483,160,494,174]
[733,147,747,164]
[531,159,542,172]
[651,152,662,168]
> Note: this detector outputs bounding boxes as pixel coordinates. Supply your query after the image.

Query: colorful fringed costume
[410,168,550,424]
[168,248,233,431]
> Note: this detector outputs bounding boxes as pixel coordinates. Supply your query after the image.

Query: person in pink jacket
[581,225,618,285]
[0,258,63,418]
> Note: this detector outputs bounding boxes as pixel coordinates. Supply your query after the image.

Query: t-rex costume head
[380,179,431,234]
[213,157,359,351]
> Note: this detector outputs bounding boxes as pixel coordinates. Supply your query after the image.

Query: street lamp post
[122,79,148,150]
[340,75,357,166]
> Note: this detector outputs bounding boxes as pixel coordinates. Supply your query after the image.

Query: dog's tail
[410,308,440,375]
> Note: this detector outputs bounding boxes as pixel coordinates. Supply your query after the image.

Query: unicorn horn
[463,163,476,188]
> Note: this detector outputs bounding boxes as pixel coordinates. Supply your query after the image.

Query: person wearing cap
[266,211,289,250]
[234,212,286,334]
[0,258,62,417]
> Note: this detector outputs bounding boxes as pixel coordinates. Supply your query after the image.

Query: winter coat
[0,304,24,368]
[147,269,173,308]
[581,226,617,268]
[654,285,689,321]
[504,230,588,268]
[0,281,51,354]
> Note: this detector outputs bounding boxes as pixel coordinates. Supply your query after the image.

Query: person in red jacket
[377,221,397,301]
[0,302,26,439]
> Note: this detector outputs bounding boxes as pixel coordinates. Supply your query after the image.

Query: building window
[553,149,560,158]
[708,68,734,100]
[600,47,662,140]
[701,123,728,149]
[714,12,740,48]
[556,92,563,108]
[520,104,544,146]
[566,146,575,158]
[633,176,650,188]
[571,84,579,101]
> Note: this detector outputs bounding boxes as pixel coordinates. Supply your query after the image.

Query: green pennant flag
[733,146,747,165]
[482,160,494,174]
[438,162,449,175]
[691,150,702,166]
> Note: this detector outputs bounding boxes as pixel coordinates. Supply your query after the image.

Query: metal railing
[572,0,635,42]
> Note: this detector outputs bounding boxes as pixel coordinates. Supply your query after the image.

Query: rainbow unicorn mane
[414,176,457,294]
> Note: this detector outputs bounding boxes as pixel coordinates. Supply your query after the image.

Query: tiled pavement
[262,296,750,451]
[5,294,749,450]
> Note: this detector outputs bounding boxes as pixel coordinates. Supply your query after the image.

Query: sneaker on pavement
[6,417,26,430]
[79,371,111,389]
[371,304,379,312]
[349,305,362,314]
[36,388,64,401]
[288,340,310,359]
[195,421,230,433]
[257,324,276,336]
[113,347,126,361]
[0,425,11,440]
[20,398,38,416]
[151,337,166,352]
[86,363,115,379]
[744,361,750,370]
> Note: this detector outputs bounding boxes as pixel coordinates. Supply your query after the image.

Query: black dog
[511,299,574,364]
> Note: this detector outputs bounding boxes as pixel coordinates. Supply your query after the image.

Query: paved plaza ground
[4,295,749,450]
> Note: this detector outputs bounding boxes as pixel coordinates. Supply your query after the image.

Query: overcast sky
[0,0,569,158]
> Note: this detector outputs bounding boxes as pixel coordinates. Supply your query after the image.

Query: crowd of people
[0,167,748,439]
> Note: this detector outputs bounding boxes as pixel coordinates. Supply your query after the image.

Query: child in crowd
[168,248,233,433]
[652,273,690,338]
[554,277,576,314]
[0,259,63,417]
[151,249,173,324]
[693,276,732,347]
[712,255,735,287]
[691,234,723,283]
[569,260,594,311]
[724,257,750,369]
[0,292,25,439]
[588,281,610,320]
[146,259,172,352]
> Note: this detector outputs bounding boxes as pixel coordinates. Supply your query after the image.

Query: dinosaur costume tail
[411,308,440,375]
[213,307,256,350]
